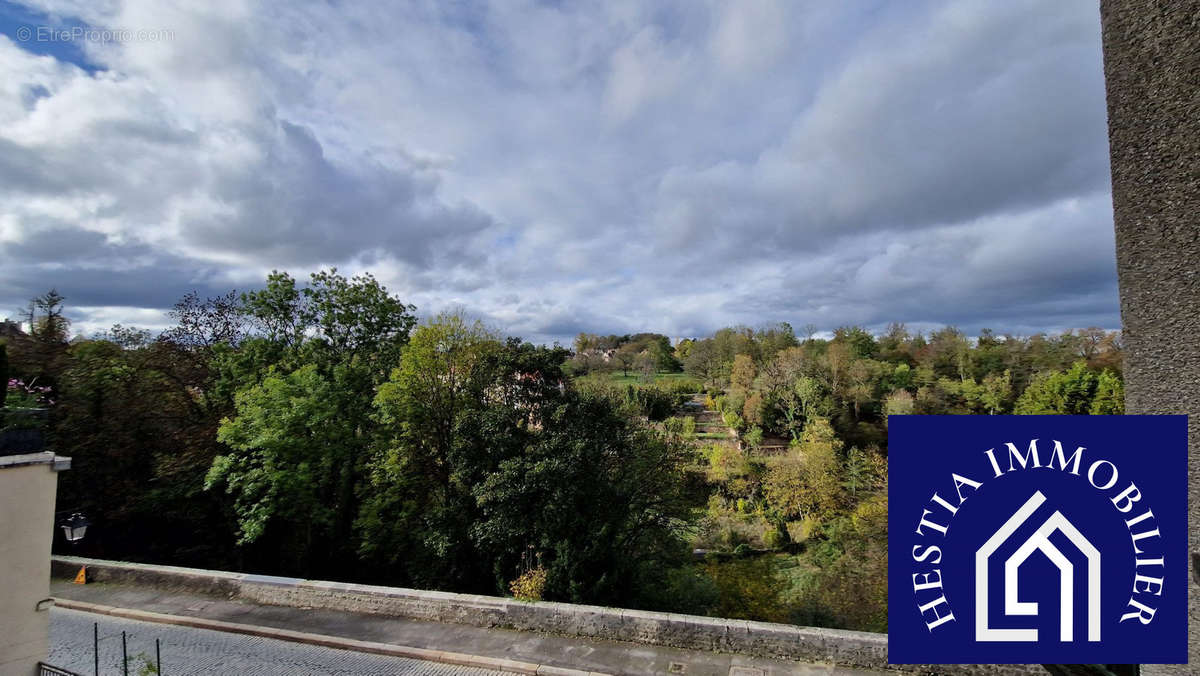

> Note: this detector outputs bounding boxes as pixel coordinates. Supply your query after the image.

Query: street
[48,607,504,676]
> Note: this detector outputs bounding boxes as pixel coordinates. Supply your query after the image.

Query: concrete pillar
[1099,1,1200,673]
[0,452,70,676]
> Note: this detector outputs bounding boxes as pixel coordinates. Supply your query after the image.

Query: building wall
[1099,1,1200,673]
[0,454,63,676]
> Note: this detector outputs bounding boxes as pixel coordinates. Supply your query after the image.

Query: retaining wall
[51,556,1040,675]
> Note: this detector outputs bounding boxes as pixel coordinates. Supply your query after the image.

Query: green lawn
[599,371,696,386]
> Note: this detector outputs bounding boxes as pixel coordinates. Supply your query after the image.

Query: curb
[53,598,610,676]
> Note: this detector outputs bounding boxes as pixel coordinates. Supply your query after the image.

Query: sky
[0,0,1118,345]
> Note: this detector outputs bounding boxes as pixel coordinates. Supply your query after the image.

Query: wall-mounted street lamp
[59,512,89,544]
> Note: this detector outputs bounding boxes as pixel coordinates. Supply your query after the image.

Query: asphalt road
[47,607,505,676]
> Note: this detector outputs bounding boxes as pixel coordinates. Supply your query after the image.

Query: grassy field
[599,371,698,386]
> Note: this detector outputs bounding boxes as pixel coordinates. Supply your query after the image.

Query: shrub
[743,391,764,426]
[785,521,806,543]
[638,566,719,616]
[699,556,789,623]
[623,385,675,421]
[743,426,763,449]
[763,522,790,550]
[663,416,685,436]
[721,410,745,431]
[733,543,752,558]
[657,377,704,395]
[510,566,548,601]
[0,341,7,409]
[722,391,746,417]
[681,416,696,436]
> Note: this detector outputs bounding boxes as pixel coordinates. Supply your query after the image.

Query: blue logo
[888,415,1187,664]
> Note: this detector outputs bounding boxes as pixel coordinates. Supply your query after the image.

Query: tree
[205,268,417,576]
[362,316,693,605]
[613,343,640,377]
[883,389,914,427]
[833,327,877,360]
[780,376,823,441]
[1090,369,1125,414]
[648,338,681,372]
[821,342,851,402]
[757,322,798,361]
[161,291,246,351]
[472,390,693,605]
[729,354,756,392]
[845,359,882,420]
[358,313,507,588]
[674,338,694,363]
[209,365,352,566]
[979,370,1013,414]
[10,290,71,390]
[886,363,913,391]
[684,340,723,386]
[1013,362,1098,415]
[807,491,888,631]
[29,289,69,343]
[764,417,844,522]
[53,336,238,567]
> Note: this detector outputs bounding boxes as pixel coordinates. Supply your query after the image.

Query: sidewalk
[51,579,884,676]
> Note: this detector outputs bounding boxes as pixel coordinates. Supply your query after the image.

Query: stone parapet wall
[51,556,1040,675]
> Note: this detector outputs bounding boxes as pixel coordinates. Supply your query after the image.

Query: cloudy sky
[0,0,1117,344]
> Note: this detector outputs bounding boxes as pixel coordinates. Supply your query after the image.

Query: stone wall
[1099,1,1200,673]
[51,556,1043,676]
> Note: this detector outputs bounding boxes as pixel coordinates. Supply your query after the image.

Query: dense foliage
[659,321,1122,631]
[6,273,697,610]
[2,279,1123,633]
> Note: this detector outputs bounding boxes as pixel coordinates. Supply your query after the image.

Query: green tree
[356,312,501,586]
[729,354,756,392]
[1014,362,1099,415]
[614,342,640,377]
[684,339,724,386]
[473,391,693,605]
[209,365,355,568]
[764,417,845,522]
[53,336,238,567]
[780,376,823,441]
[883,389,914,426]
[206,269,417,575]
[362,315,693,605]
[979,370,1013,414]
[1090,369,1125,415]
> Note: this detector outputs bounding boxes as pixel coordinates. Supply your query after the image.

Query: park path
[681,394,736,444]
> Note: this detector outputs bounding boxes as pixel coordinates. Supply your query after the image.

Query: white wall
[0,453,64,676]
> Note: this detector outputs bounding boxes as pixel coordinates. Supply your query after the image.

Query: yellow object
[73,566,86,585]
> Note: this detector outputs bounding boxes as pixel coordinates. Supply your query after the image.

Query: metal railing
[38,663,84,676]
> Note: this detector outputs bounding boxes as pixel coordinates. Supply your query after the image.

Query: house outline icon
[975,490,1102,642]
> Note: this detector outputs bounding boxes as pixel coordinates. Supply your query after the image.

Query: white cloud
[0,0,1117,343]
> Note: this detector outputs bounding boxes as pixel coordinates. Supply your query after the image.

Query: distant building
[0,319,25,339]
